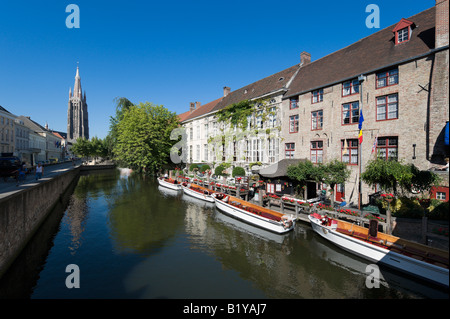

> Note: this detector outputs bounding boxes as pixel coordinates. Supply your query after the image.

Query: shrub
[215,165,226,176]
[189,163,198,171]
[428,200,449,220]
[390,197,424,219]
[232,166,246,177]
[200,164,210,173]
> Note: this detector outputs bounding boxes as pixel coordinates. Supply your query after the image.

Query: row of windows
[285,137,398,164]
[289,68,399,109]
[189,107,278,140]
[288,93,399,133]
[189,139,280,164]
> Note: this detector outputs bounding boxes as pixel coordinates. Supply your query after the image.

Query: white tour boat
[213,193,295,234]
[308,213,449,287]
[157,177,182,191]
[181,182,215,203]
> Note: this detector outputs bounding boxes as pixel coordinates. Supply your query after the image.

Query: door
[336,183,345,202]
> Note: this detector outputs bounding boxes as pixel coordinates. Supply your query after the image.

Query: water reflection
[1,169,446,299]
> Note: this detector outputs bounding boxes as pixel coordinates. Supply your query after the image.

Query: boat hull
[308,215,449,287]
[181,185,215,203]
[157,177,182,190]
[214,196,294,234]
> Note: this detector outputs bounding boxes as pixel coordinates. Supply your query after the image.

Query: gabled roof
[285,7,435,98]
[392,18,415,32]
[211,64,301,113]
[178,110,191,122]
[178,63,301,123]
[0,105,11,114]
[17,116,47,133]
[181,97,223,123]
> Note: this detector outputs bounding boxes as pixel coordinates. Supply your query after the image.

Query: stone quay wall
[0,167,81,279]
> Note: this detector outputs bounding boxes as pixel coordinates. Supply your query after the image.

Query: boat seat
[353,232,368,240]
[336,228,352,235]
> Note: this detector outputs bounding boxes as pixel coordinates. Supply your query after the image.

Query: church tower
[67,65,89,142]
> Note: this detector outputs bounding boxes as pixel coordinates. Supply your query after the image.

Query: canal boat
[308,213,449,287]
[181,182,215,203]
[213,193,295,234]
[157,177,182,191]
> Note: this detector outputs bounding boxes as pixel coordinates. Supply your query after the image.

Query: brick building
[281,1,449,204]
[178,1,449,204]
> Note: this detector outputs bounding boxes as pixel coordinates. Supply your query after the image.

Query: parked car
[0,156,21,181]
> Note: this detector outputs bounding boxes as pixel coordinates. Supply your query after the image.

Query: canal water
[0,169,447,299]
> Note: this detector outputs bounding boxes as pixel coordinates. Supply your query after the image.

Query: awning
[256,159,306,178]
[445,121,449,146]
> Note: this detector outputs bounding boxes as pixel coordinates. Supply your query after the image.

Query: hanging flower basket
[380,193,394,202]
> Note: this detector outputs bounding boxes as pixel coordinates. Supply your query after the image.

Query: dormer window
[392,18,415,45]
[397,27,409,43]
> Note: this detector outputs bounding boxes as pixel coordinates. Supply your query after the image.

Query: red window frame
[376,68,399,89]
[310,141,323,163]
[311,110,323,130]
[342,79,359,97]
[341,139,358,165]
[289,115,299,133]
[289,98,298,109]
[341,101,359,125]
[430,186,449,202]
[285,143,295,159]
[311,89,323,104]
[376,137,398,160]
[376,93,398,121]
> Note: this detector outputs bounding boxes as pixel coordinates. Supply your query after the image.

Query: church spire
[73,63,82,98]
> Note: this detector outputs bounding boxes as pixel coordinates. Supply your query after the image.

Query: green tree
[90,136,108,163]
[287,160,319,199]
[108,97,134,158]
[362,158,413,195]
[319,159,351,207]
[70,137,92,159]
[112,102,180,173]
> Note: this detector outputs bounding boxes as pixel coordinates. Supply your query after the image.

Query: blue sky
[0,0,434,139]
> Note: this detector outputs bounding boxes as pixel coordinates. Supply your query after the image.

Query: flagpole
[358,75,366,210]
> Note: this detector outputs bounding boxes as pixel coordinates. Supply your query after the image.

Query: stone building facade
[178,1,449,204]
[281,3,449,204]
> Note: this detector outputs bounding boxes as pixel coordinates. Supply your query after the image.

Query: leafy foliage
[362,158,440,195]
[232,166,245,177]
[112,102,180,173]
[216,100,254,129]
[215,164,226,176]
[71,136,108,159]
[200,164,210,172]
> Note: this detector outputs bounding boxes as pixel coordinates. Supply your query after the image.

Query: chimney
[190,102,195,113]
[223,86,231,97]
[300,51,311,66]
[436,0,449,47]
[195,101,201,109]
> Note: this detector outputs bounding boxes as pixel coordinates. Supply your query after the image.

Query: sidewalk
[0,161,80,200]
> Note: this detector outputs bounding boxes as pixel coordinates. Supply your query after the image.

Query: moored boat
[308,213,449,287]
[181,182,215,203]
[213,193,295,234]
[157,177,182,190]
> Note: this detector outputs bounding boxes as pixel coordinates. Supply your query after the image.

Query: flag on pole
[371,134,378,154]
[358,109,364,144]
